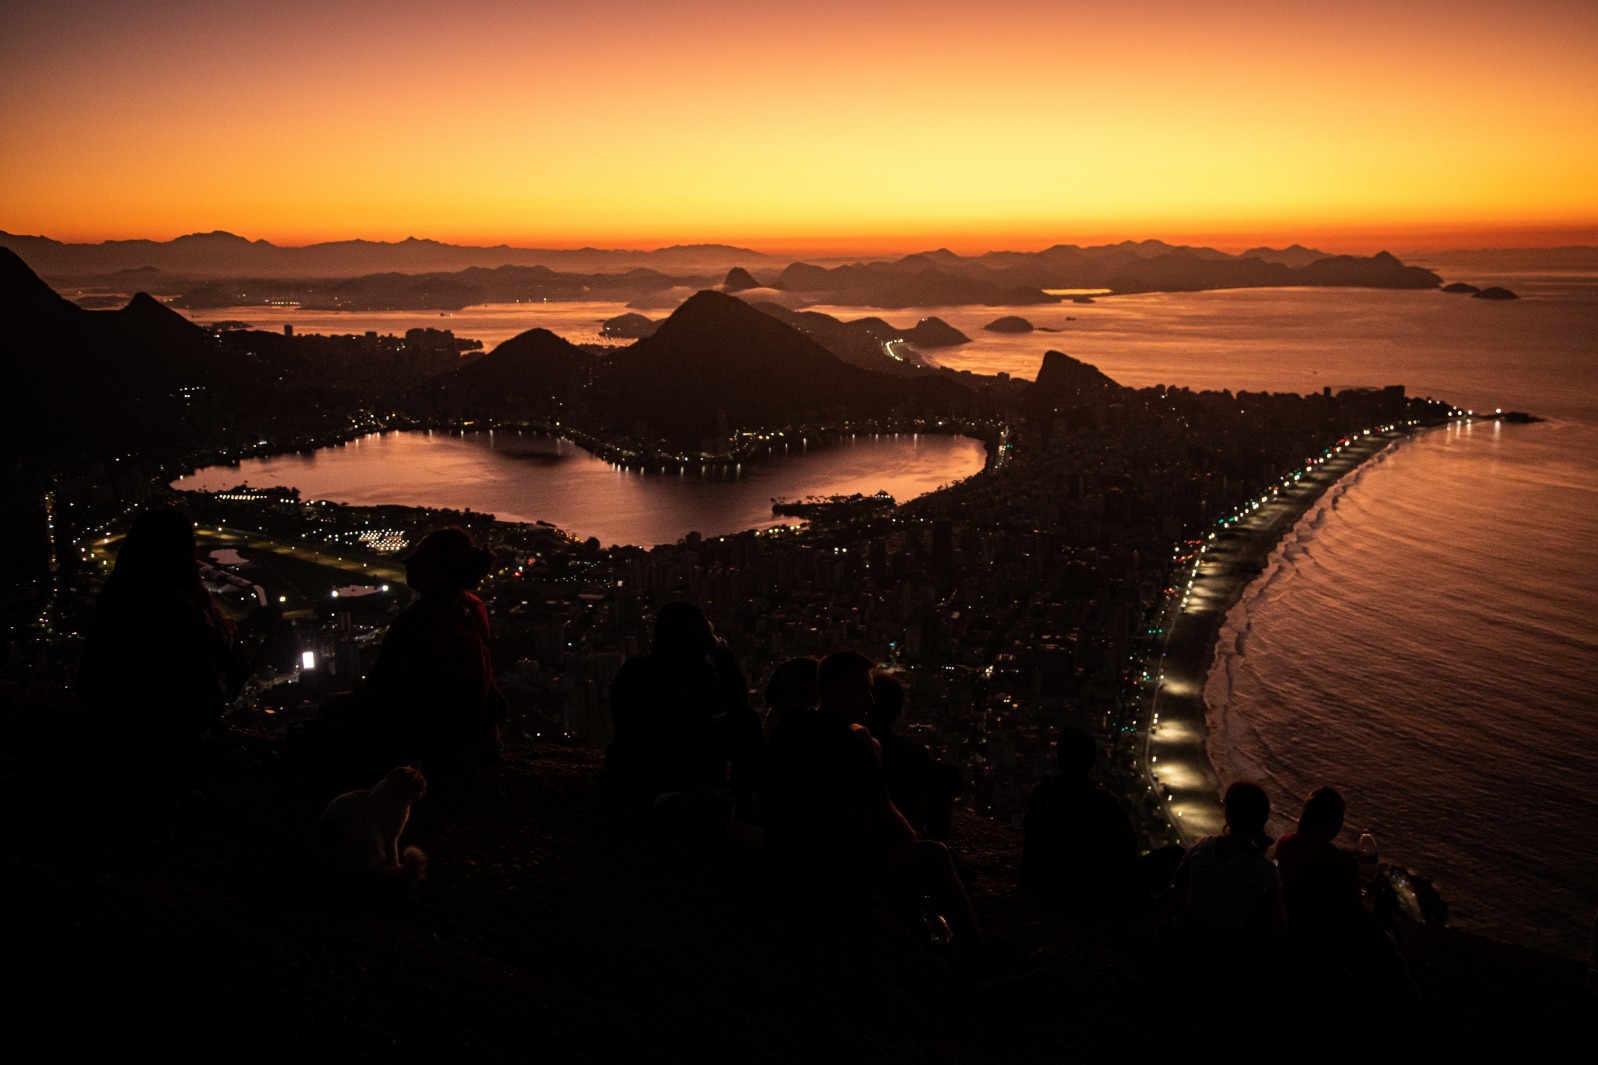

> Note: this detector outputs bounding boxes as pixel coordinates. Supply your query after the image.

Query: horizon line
[6,224,1597,261]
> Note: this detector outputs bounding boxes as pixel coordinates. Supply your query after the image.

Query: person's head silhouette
[868,671,905,734]
[405,528,493,597]
[818,651,875,725]
[1055,727,1097,780]
[1223,781,1273,851]
[651,601,716,658]
[112,507,200,590]
[765,657,819,715]
[1296,786,1346,843]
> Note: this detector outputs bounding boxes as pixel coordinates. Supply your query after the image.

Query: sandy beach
[1135,424,1431,843]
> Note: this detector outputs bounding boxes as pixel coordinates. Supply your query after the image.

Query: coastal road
[1144,428,1412,843]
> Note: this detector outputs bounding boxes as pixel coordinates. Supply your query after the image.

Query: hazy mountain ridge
[7,231,1449,308]
[0,230,782,279]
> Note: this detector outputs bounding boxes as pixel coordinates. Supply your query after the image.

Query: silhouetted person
[1022,727,1182,905]
[362,528,505,787]
[1276,786,1417,1018]
[1275,787,1362,952]
[764,652,997,972]
[606,602,760,821]
[762,656,819,739]
[1170,781,1287,983]
[77,507,249,789]
[868,672,963,842]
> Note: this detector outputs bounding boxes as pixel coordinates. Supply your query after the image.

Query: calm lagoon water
[178,430,987,549]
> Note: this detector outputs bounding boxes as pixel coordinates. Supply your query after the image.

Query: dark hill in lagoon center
[589,291,972,445]
[416,327,594,417]
[600,312,659,338]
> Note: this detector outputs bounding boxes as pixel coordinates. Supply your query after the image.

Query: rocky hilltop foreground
[4,706,1587,1062]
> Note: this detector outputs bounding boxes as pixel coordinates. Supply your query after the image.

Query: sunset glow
[3,0,1595,252]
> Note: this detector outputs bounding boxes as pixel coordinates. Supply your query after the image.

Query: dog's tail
[399,845,428,885]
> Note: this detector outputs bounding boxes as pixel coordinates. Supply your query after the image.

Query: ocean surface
[188,255,1596,955]
[920,260,1594,959]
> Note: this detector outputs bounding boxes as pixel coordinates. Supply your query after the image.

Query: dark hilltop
[4,706,1585,1062]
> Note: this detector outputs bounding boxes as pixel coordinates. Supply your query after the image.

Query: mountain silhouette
[1028,350,1121,397]
[417,328,593,416]
[1239,243,1329,268]
[0,247,285,457]
[722,267,761,292]
[589,291,968,445]
[0,230,779,279]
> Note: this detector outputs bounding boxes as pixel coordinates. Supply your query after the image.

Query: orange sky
[2,0,1595,254]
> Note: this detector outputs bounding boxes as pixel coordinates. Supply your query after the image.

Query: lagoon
[176,430,987,548]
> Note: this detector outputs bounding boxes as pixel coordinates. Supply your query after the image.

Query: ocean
[185,254,1598,955]
[911,259,1598,958]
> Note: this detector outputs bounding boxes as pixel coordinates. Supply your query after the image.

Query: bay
[181,263,1598,953]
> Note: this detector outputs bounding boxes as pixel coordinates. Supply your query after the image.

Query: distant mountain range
[1,232,1447,308]
[757,243,1440,304]
[0,230,783,279]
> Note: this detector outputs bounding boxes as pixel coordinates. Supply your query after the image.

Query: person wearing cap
[363,527,505,786]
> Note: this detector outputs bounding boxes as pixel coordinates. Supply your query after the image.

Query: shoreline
[1136,420,1450,843]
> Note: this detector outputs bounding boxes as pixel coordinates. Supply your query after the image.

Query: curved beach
[1140,425,1421,842]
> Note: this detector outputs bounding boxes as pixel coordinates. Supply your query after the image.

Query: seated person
[606,602,760,817]
[1276,786,1416,1011]
[1274,787,1363,954]
[361,528,506,786]
[765,652,993,970]
[1170,781,1288,980]
[1022,727,1181,904]
[77,507,251,789]
[761,656,819,741]
[867,672,964,841]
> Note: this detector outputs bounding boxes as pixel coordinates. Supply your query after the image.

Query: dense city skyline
[3,0,1595,253]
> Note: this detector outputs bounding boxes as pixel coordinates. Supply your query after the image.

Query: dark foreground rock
[4,698,1589,1061]
[1472,286,1519,300]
